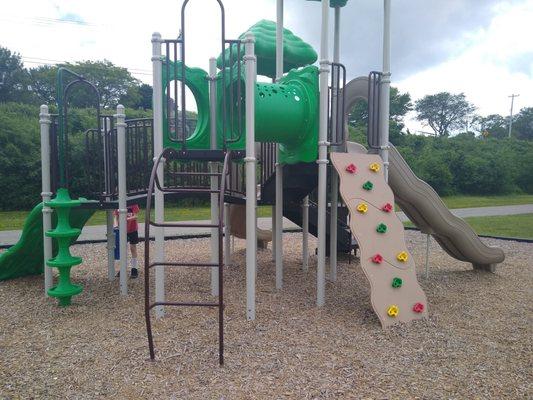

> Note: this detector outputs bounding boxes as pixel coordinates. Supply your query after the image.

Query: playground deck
[0,231,530,398]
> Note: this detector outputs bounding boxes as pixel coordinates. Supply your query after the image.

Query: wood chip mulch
[0,231,531,399]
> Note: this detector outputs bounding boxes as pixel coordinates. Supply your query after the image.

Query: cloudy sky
[1,0,532,132]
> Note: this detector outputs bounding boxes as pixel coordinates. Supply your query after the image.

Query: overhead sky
[1,0,532,133]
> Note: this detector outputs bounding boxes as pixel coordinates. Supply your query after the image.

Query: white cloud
[397,0,533,133]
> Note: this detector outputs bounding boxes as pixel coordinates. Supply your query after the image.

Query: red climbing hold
[413,303,424,313]
[345,163,357,174]
[372,254,383,264]
[382,203,393,213]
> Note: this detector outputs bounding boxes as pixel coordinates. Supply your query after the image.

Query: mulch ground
[0,231,531,399]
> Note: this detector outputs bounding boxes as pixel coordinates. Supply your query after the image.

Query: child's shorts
[127,231,139,245]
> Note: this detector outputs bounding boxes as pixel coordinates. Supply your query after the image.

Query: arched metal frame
[165,0,242,150]
[56,67,102,188]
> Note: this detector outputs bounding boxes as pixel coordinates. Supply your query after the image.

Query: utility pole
[508,94,519,138]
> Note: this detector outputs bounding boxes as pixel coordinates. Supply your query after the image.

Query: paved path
[1,204,532,247]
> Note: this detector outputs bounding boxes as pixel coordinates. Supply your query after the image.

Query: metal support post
[116,105,128,295]
[275,0,284,290]
[40,105,53,296]
[152,32,166,317]
[380,0,391,181]
[317,0,330,307]
[244,32,257,320]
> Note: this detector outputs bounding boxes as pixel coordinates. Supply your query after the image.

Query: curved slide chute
[340,75,504,272]
[0,203,95,281]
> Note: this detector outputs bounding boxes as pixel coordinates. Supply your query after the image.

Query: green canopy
[217,19,317,79]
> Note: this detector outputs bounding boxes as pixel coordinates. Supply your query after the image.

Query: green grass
[405,213,533,239]
[85,205,273,227]
[0,205,273,231]
[440,194,533,209]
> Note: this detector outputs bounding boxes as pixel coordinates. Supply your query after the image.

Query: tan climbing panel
[331,152,428,328]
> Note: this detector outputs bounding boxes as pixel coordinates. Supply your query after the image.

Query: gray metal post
[209,57,219,296]
[380,0,391,181]
[329,5,341,282]
[275,0,284,289]
[244,32,257,320]
[40,105,53,296]
[116,105,128,295]
[152,32,166,317]
[317,0,330,306]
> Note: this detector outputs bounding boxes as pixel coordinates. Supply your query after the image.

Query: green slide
[0,203,95,281]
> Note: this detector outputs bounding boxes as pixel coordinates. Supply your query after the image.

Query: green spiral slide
[0,202,95,281]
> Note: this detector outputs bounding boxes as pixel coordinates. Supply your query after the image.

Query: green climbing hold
[376,223,387,234]
[45,188,84,306]
[362,181,373,191]
[392,277,403,288]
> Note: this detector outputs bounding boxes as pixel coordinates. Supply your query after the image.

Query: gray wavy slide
[341,76,504,272]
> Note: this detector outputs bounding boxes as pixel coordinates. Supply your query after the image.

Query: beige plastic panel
[331,152,428,328]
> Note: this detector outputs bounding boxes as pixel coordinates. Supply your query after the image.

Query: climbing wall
[330,152,428,328]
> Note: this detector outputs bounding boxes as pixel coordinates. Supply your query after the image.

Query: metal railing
[328,62,347,147]
[367,71,382,149]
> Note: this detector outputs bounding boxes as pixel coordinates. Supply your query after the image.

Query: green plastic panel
[0,202,95,282]
[217,20,317,79]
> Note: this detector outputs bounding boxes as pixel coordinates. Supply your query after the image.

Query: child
[114,204,140,278]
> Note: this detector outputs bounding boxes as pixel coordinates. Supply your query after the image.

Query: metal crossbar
[144,147,231,365]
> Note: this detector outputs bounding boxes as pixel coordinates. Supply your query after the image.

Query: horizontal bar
[148,261,219,269]
[158,187,221,194]
[149,221,222,228]
[166,171,222,177]
[148,301,220,310]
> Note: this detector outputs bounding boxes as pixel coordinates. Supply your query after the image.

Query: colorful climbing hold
[357,203,368,213]
[397,251,408,262]
[376,223,387,233]
[387,305,399,317]
[381,203,393,213]
[371,254,383,264]
[362,181,373,191]
[369,162,381,172]
[345,163,357,174]
[392,277,403,288]
[413,303,425,313]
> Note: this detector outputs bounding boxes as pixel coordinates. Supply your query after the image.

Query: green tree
[415,92,476,137]
[0,47,32,103]
[473,114,508,139]
[513,107,533,140]
[29,60,141,108]
[348,87,412,143]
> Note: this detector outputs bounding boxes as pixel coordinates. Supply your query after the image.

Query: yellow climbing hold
[357,203,368,213]
[369,162,381,172]
[387,305,399,317]
[397,251,409,262]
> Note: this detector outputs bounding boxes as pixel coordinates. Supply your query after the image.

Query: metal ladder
[144,148,231,365]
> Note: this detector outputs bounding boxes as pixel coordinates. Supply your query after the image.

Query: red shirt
[114,204,140,233]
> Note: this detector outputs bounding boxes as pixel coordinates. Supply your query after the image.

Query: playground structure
[0,0,506,365]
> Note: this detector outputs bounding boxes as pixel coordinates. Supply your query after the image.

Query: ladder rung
[149,301,220,309]
[149,221,222,228]
[148,261,220,269]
